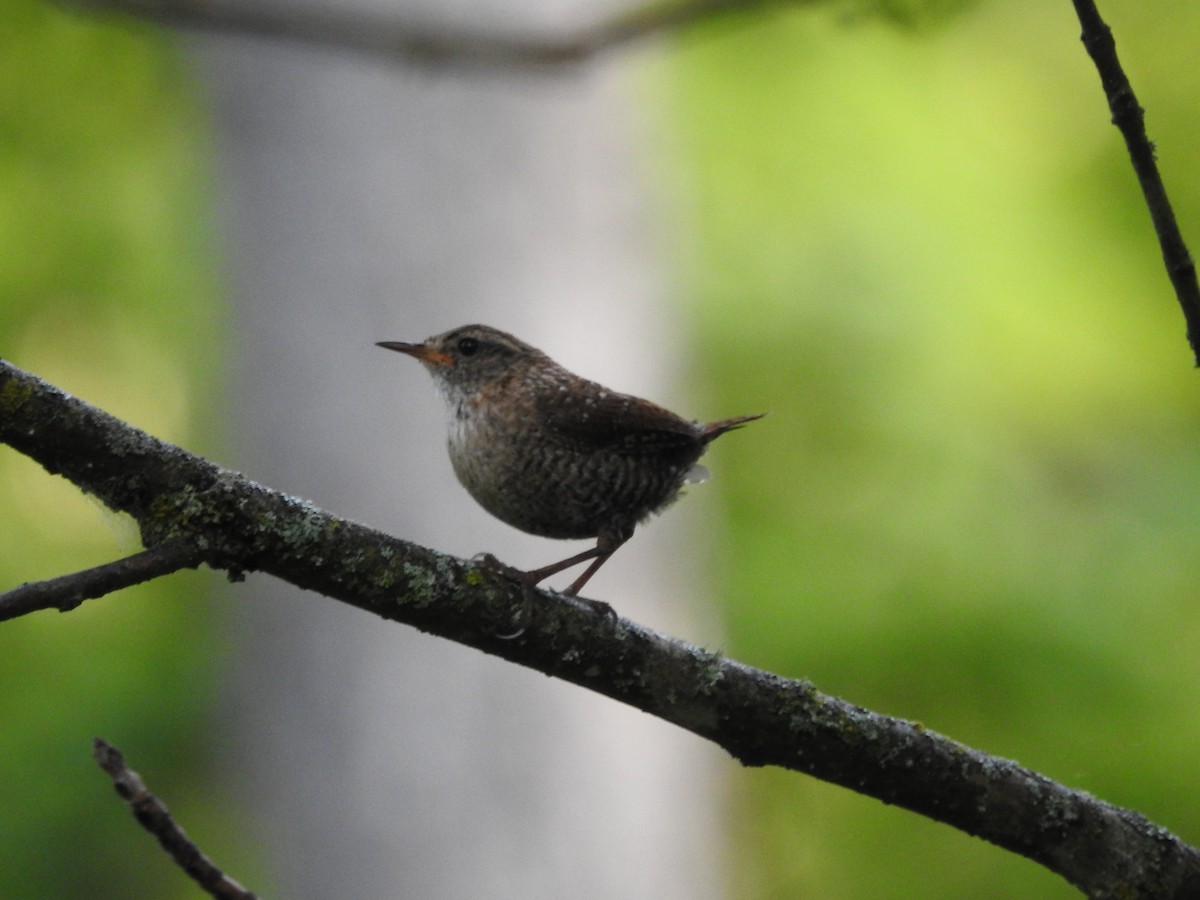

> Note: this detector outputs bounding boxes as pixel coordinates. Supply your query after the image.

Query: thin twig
[0,541,202,622]
[92,738,257,900]
[1071,0,1200,364]
[65,0,787,69]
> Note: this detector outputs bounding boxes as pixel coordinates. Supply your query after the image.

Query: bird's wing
[534,384,700,456]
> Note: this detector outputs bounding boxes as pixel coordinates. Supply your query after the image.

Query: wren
[377,324,762,598]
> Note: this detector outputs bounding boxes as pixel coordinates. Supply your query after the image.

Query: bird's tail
[700,413,766,443]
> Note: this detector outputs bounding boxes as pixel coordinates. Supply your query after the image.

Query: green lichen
[276,503,327,548]
[0,377,34,412]
[147,485,209,541]
[694,648,726,696]
[105,421,148,458]
[402,562,438,603]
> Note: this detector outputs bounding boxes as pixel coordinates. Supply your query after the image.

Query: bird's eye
[457,337,479,356]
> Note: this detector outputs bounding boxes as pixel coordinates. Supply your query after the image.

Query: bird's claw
[472,554,537,639]
[577,596,617,622]
[472,552,617,629]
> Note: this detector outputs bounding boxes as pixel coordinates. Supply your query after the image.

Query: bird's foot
[471,553,617,625]
[471,553,535,639]
[471,552,527,581]
[573,595,617,622]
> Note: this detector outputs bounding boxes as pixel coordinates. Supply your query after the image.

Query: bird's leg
[513,529,632,618]
[528,525,632,596]
[474,547,604,594]
[476,528,631,619]
[564,562,617,620]
[474,550,595,592]
[562,548,614,597]
[519,544,606,587]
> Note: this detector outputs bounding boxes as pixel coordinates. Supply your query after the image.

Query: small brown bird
[378,324,762,597]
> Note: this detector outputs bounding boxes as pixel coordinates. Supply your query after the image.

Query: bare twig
[0,541,202,622]
[1071,0,1200,364]
[92,738,257,900]
[4,362,1200,897]
[64,0,790,69]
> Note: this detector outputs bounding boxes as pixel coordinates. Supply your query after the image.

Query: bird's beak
[376,341,453,366]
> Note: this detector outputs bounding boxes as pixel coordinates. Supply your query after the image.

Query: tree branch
[93,738,257,900]
[1071,0,1200,364]
[4,359,1200,897]
[0,541,202,621]
[62,0,790,69]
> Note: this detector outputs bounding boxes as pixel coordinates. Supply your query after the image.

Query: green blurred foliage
[836,0,981,29]
[0,1,259,897]
[656,0,1200,896]
[5,0,1199,896]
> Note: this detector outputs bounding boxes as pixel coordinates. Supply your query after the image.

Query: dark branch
[63,0,790,69]
[0,541,202,622]
[5,361,1200,898]
[92,738,257,900]
[1071,0,1200,364]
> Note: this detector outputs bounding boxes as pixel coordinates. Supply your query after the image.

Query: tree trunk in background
[193,3,726,897]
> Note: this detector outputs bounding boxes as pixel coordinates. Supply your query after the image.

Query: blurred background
[2,0,1199,897]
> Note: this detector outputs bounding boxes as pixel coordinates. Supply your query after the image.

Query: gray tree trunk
[194,4,727,897]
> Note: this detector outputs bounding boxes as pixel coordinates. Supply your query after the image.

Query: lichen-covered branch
[3,358,1199,896]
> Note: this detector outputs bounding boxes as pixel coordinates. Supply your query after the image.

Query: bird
[378,324,762,599]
